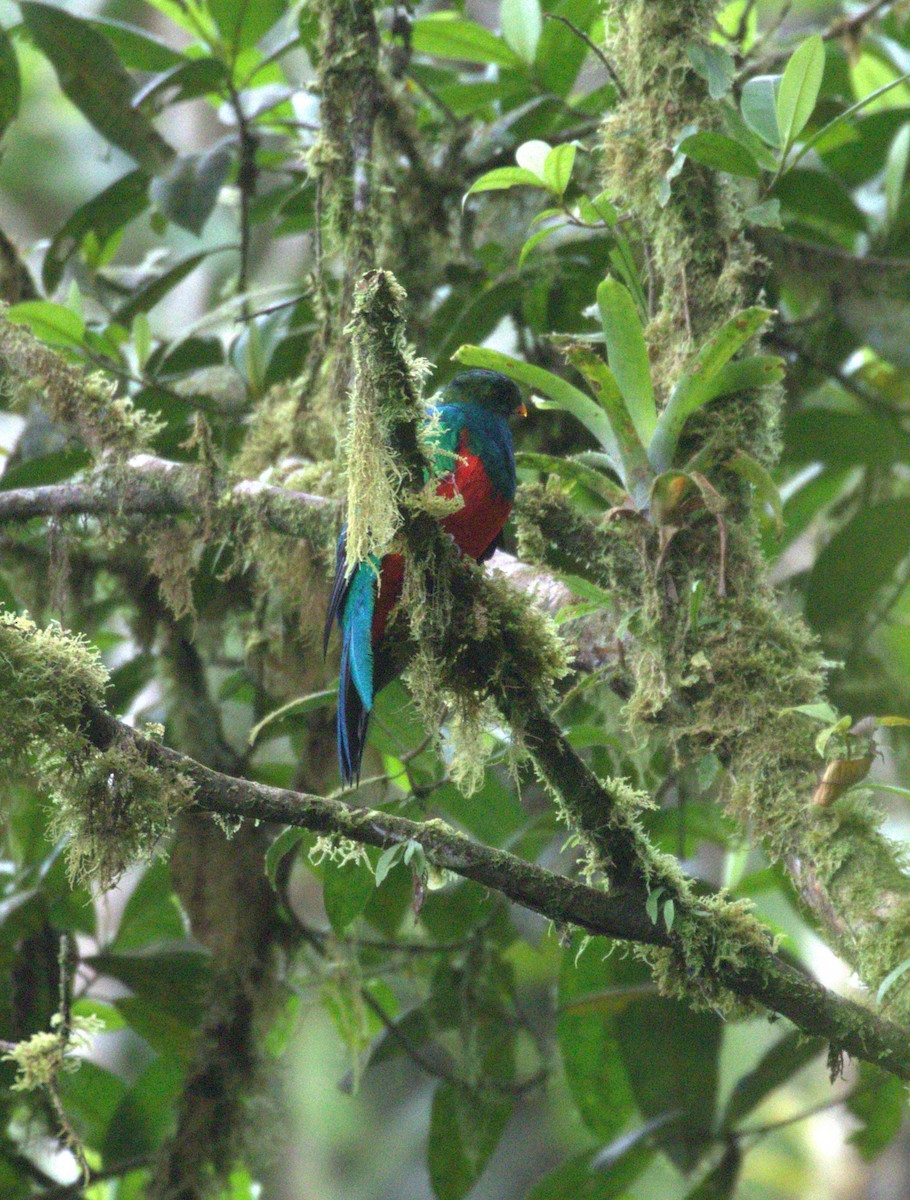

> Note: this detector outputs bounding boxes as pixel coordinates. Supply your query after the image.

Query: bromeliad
[324,368,526,786]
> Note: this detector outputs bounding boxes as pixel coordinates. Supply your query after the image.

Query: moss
[0,316,162,458]
[142,520,200,624]
[0,612,194,887]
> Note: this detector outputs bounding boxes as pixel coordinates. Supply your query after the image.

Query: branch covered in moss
[0,454,334,539]
[1,608,909,1077]
[591,1,910,1023]
[53,698,910,1082]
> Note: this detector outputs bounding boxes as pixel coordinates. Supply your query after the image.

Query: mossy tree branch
[55,698,910,1082]
[589,0,910,1022]
[351,268,784,1013]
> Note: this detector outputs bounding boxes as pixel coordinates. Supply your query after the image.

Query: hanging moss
[0,612,194,887]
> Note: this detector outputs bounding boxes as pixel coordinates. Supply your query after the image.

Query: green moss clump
[0,611,194,887]
[0,611,109,771]
[0,316,162,458]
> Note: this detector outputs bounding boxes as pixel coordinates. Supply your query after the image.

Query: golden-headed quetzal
[323,368,526,785]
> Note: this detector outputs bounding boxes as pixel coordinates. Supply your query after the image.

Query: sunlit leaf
[6,300,85,348]
[543,143,576,197]
[411,14,520,67]
[453,344,620,463]
[464,166,545,199]
[500,0,541,65]
[777,35,825,150]
[596,277,656,444]
[649,308,773,470]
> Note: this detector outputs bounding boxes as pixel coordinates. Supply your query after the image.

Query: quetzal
[324,368,525,785]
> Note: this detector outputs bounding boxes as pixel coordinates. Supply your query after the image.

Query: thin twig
[824,0,894,41]
[543,14,627,99]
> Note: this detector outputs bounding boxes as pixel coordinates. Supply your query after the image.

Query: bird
[324,368,526,786]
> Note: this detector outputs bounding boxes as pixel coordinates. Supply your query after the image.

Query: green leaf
[645,887,664,924]
[725,449,784,535]
[526,1128,656,1200]
[208,0,285,54]
[149,143,234,235]
[648,308,773,471]
[57,1060,127,1147]
[5,300,85,348]
[500,0,541,65]
[90,948,210,1024]
[847,1063,907,1160]
[516,451,627,506]
[805,500,910,629]
[876,955,910,1005]
[101,1054,184,1160]
[720,1030,823,1130]
[777,34,825,151]
[562,342,652,506]
[793,71,910,173]
[20,2,174,173]
[373,843,404,887]
[464,166,545,200]
[543,143,576,197]
[597,277,656,446]
[133,57,228,110]
[780,702,840,724]
[604,957,721,1172]
[452,344,620,464]
[535,0,600,97]
[113,859,185,951]
[112,250,212,325]
[89,18,186,71]
[411,14,520,68]
[686,41,736,99]
[679,132,761,179]
[557,936,635,1141]
[0,23,21,141]
[427,1084,513,1200]
[885,123,910,229]
[707,355,786,400]
[43,169,151,292]
[518,223,562,267]
[323,857,375,936]
[741,75,782,147]
[265,827,308,888]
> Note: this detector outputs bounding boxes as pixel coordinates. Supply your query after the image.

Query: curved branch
[0,458,619,673]
[0,455,332,538]
[75,700,910,1081]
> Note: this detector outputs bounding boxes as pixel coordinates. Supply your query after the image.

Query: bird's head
[440,369,527,419]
